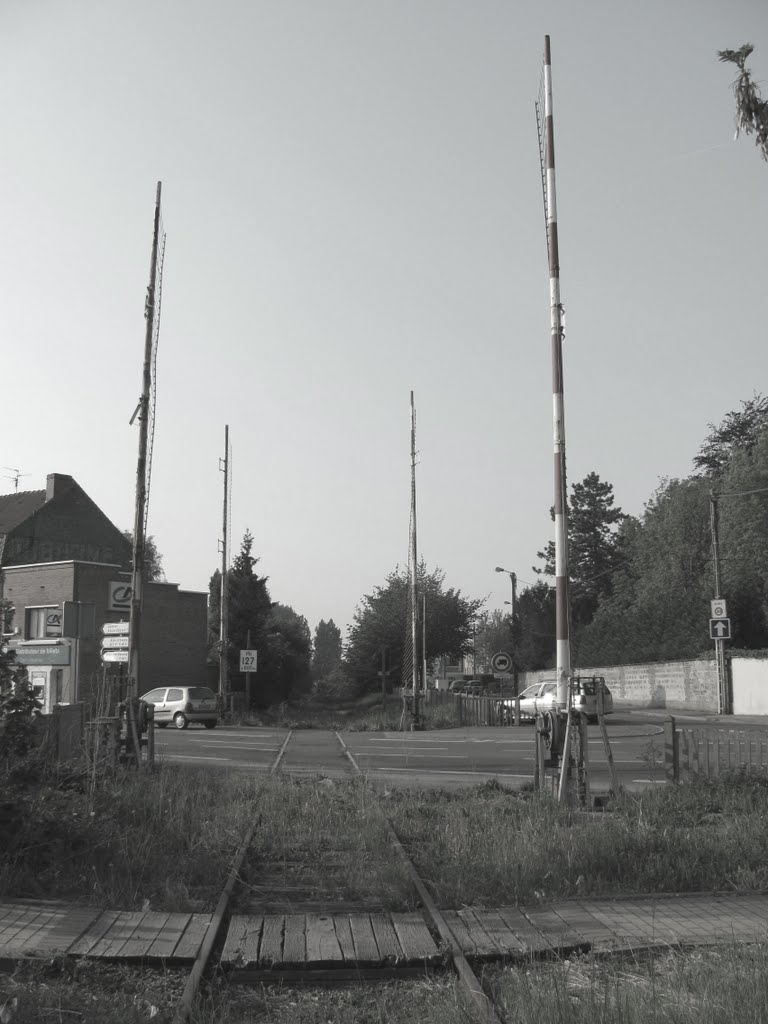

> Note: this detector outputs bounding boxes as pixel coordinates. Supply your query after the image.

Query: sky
[1,1,766,640]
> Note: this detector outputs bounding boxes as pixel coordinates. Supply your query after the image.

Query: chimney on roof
[46,474,75,501]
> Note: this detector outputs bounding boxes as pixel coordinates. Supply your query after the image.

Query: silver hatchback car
[140,685,219,730]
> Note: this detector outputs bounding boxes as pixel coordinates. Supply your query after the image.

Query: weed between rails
[236,775,415,911]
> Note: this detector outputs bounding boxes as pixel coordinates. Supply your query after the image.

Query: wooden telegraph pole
[127,181,162,704]
[219,425,230,706]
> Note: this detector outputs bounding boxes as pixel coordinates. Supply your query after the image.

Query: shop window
[25,607,62,639]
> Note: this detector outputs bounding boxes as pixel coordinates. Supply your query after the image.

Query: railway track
[174,728,506,1023]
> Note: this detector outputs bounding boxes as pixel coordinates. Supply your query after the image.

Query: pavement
[3,893,768,969]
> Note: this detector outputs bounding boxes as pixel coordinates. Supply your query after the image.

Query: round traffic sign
[491,651,512,673]
[712,603,726,619]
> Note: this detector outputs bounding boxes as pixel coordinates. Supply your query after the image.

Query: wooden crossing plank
[349,914,379,963]
[456,908,504,957]
[69,911,122,956]
[497,907,554,953]
[90,911,146,958]
[305,913,343,964]
[473,909,526,955]
[221,915,250,967]
[0,909,49,949]
[587,902,655,943]
[391,911,441,962]
[146,913,193,960]
[333,915,356,962]
[174,914,212,961]
[0,907,29,936]
[258,916,284,965]
[0,907,45,944]
[282,915,306,967]
[118,913,171,959]
[442,910,481,956]
[31,907,103,954]
[369,913,402,962]
[6,910,72,952]
[553,903,617,945]
[522,906,589,950]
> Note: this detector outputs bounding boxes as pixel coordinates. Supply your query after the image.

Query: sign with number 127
[240,650,257,672]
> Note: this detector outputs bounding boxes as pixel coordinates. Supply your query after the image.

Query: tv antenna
[3,467,31,492]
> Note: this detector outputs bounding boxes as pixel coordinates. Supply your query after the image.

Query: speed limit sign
[491,651,513,673]
[711,599,727,620]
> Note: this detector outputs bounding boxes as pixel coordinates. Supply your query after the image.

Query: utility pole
[127,181,162,703]
[542,36,571,713]
[710,492,727,714]
[219,425,230,705]
[422,593,427,694]
[409,391,421,727]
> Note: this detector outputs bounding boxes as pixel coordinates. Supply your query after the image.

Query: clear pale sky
[1,1,766,639]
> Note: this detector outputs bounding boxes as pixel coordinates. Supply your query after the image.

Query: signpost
[101,621,130,666]
[102,650,129,664]
[491,651,513,673]
[102,636,130,649]
[239,650,257,672]
[709,618,731,640]
[241,638,257,710]
[103,621,130,636]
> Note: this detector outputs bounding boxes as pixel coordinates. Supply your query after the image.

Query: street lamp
[495,567,517,609]
[495,568,519,698]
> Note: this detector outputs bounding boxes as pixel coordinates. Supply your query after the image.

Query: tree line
[204,395,768,706]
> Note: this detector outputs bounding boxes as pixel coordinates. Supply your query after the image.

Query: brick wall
[2,562,76,634]
[519,657,719,712]
[2,476,131,569]
[139,582,209,692]
[2,562,209,704]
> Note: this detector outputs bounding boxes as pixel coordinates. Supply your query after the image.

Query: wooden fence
[664,717,768,783]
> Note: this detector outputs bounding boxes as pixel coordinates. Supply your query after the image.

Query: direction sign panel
[711,600,727,619]
[709,618,731,640]
[102,621,130,636]
[240,649,257,672]
[102,650,129,663]
[491,651,513,673]
[101,636,129,649]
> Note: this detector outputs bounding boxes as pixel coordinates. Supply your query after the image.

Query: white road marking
[358,752,467,759]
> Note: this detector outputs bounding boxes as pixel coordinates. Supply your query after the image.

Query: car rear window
[189,687,216,700]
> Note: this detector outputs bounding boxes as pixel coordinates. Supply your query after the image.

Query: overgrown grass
[4,762,768,913]
[385,773,768,906]
[485,944,768,1024]
[232,695,462,731]
[192,975,468,1024]
[236,774,415,911]
[0,762,262,910]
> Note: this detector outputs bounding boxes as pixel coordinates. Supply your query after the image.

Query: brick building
[0,473,207,711]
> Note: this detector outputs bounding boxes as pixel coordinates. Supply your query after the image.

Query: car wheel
[203,720,217,730]
[156,723,168,729]
[173,713,188,730]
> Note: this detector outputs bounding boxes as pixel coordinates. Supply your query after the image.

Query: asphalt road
[153,716,670,791]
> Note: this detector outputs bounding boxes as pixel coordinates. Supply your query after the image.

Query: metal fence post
[664,716,678,784]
